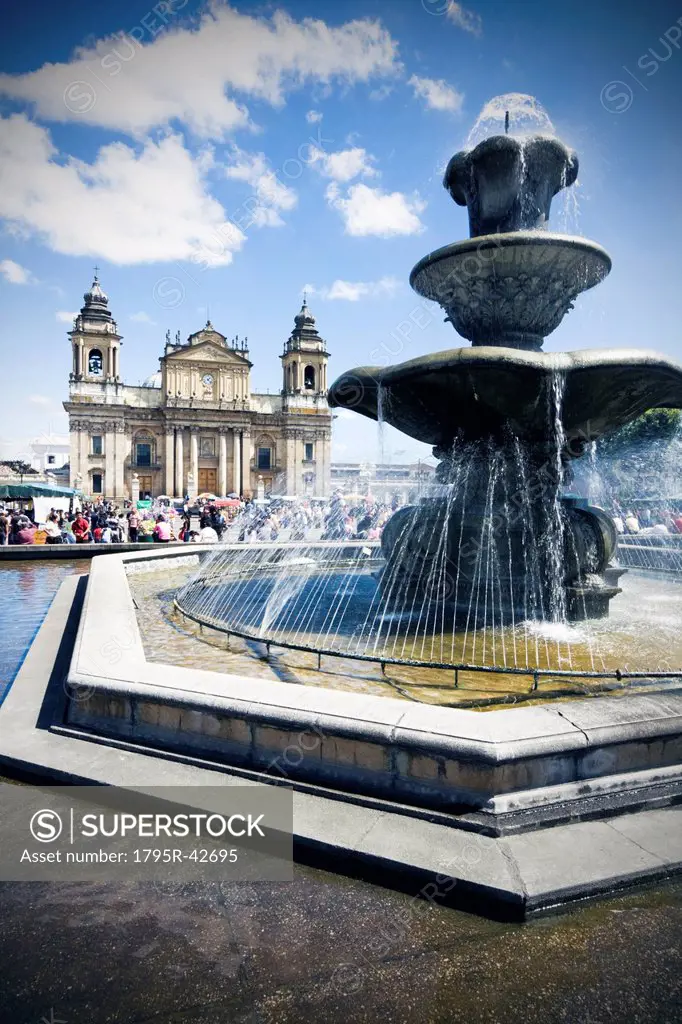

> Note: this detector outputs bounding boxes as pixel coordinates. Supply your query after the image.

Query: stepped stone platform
[1,545,682,919]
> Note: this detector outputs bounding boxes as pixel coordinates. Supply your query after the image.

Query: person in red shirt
[72,513,90,543]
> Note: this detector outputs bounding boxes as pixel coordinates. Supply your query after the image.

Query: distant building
[63,275,332,500]
[29,434,70,476]
[330,460,436,504]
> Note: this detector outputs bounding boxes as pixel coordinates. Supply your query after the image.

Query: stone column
[187,428,197,499]
[114,422,126,499]
[104,421,115,500]
[240,430,251,498]
[79,426,89,494]
[313,433,322,497]
[165,429,175,496]
[69,419,81,490]
[175,429,184,497]
[284,431,296,495]
[218,430,228,496]
[232,430,241,495]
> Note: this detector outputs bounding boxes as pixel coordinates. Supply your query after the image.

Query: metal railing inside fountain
[617,534,682,573]
[174,541,682,689]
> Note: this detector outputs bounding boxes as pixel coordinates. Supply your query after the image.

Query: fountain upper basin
[328,347,682,451]
[410,233,611,349]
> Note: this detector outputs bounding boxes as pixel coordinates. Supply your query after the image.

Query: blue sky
[1,0,681,464]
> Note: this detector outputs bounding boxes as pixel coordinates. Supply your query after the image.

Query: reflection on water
[0,560,87,699]
[129,566,682,710]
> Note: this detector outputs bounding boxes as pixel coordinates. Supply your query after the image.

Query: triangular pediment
[163,341,251,367]
[189,327,227,346]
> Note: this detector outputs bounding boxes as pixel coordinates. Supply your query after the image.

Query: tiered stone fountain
[329,121,682,623]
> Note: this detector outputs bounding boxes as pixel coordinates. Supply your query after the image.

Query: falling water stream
[177,374,625,679]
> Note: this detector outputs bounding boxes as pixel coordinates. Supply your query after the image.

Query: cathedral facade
[63,276,332,501]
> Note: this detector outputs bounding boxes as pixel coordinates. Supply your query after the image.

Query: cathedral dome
[83,274,109,307]
[143,371,162,388]
[294,298,316,328]
[76,271,116,327]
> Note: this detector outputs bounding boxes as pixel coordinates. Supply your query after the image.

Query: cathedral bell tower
[280,297,329,396]
[69,271,122,383]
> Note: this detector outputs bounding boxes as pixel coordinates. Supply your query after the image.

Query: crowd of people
[0,501,186,546]
[0,492,403,547]
[4,490,682,550]
[612,505,682,536]
[233,494,398,544]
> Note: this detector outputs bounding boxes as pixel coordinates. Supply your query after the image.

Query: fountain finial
[444,134,578,237]
[504,110,509,134]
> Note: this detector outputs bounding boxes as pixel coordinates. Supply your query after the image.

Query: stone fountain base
[4,546,682,919]
[379,491,621,624]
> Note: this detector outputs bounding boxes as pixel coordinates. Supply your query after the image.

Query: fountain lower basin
[328,347,682,451]
[171,543,682,697]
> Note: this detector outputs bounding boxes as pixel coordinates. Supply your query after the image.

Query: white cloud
[0,114,245,265]
[408,75,464,113]
[224,147,297,228]
[310,146,377,183]
[130,311,156,324]
[55,311,78,323]
[308,276,401,301]
[446,2,483,36]
[28,394,51,406]
[0,5,399,138]
[0,258,32,284]
[306,109,323,123]
[325,182,425,237]
[369,84,393,101]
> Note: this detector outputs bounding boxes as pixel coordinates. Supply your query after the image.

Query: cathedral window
[257,447,272,470]
[92,473,103,494]
[88,349,103,375]
[91,435,103,455]
[135,443,152,467]
[133,431,155,467]
[304,442,314,462]
[304,365,316,390]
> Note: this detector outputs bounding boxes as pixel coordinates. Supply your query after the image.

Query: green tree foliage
[598,408,681,457]
[0,460,38,476]
[595,409,681,500]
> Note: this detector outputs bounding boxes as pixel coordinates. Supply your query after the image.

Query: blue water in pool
[0,559,87,701]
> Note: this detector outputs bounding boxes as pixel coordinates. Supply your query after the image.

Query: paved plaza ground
[1,857,681,1024]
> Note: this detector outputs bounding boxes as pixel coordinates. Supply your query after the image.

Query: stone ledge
[0,541,188,561]
[57,548,682,829]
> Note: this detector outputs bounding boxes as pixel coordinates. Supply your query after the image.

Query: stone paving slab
[605,806,682,863]
[503,812,681,909]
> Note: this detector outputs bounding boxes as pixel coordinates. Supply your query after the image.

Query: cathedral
[63,275,332,501]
